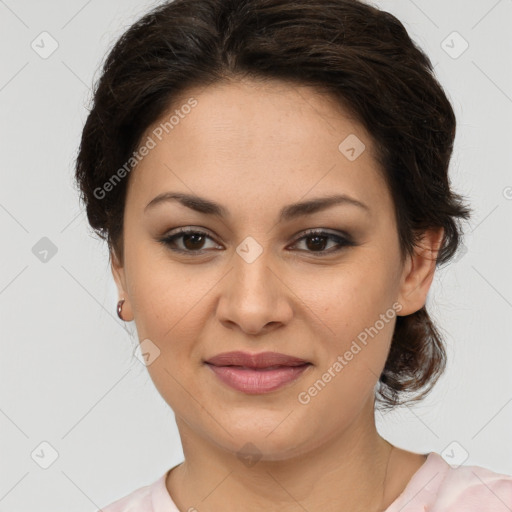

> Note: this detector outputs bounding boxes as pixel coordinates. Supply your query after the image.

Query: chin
[207,418,314,463]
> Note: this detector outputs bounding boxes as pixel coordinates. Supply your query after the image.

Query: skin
[111,77,443,512]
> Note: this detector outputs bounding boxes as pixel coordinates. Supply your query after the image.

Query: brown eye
[290,230,354,255]
[182,232,206,250]
[305,235,328,251]
[160,228,221,254]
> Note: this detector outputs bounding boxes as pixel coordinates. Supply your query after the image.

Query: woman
[75,0,512,510]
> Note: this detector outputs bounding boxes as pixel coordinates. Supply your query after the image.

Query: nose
[216,249,293,336]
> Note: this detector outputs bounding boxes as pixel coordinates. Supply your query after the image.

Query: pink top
[99,452,512,511]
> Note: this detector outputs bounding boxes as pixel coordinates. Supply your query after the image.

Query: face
[112,78,440,461]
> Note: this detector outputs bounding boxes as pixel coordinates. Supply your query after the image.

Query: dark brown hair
[74,0,472,409]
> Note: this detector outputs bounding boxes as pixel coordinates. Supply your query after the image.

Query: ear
[396,227,444,316]
[111,249,134,321]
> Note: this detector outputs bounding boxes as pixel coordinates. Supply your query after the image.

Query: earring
[117,299,125,321]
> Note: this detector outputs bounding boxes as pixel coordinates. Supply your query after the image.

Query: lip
[205,351,309,368]
[204,351,312,394]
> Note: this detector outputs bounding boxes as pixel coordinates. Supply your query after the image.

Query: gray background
[0,0,511,510]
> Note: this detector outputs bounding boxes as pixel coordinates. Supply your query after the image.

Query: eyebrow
[144,192,370,221]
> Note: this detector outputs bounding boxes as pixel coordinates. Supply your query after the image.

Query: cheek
[125,253,214,408]
[291,258,400,380]
[123,241,189,338]
[293,254,400,332]
[128,267,213,345]
[295,278,398,421]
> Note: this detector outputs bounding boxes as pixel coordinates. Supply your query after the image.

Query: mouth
[204,351,312,394]
[204,350,310,368]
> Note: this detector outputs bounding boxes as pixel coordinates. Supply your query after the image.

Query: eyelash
[158,227,355,256]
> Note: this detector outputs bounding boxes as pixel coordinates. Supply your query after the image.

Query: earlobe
[117,298,126,321]
[396,228,444,316]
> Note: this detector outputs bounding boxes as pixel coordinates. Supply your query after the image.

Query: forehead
[126,78,391,220]
[157,78,372,155]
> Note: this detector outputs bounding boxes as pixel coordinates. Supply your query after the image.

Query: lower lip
[205,363,311,394]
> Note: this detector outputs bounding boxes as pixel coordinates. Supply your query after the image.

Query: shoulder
[434,455,512,510]
[387,452,512,511]
[98,469,178,512]
[99,482,154,512]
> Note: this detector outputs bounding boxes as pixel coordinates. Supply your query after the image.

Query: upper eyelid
[162,226,347,239]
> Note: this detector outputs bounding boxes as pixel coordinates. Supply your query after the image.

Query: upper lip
[204,351,310,369]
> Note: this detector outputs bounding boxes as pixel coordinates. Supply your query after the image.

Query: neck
[167,400,398,512]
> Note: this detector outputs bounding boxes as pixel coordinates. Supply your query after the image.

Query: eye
[159,227,221,254]
[289,229,354,255]
[159,227,354,256]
